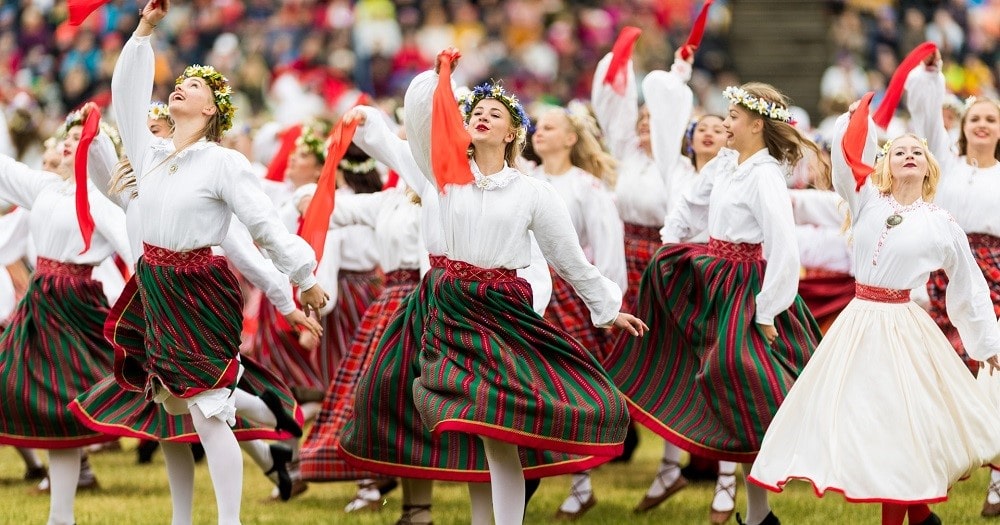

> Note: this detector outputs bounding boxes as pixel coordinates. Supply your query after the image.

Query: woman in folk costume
[397,49,645,525]
[298,121,426,511]
[87,2,328,522]
[335,102,554,525]
[612,81,824,525]
[749,95,1000,525]
[905,52,1000,518]
[0,106,131,525]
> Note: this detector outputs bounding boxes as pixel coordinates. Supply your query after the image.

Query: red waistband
[428,255,447,269]
[444,259,518,282]
[143,243,214,268]
[623,222,661,241]
[385,268,421,286]
[855,283,910,303]
[708,238,762,262]
[968,233,1000,250]
[35,257,94,279]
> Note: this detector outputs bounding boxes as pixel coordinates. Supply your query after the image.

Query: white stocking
[401,478,434,524]
[300,401,321,423]
[713,461,737,512]
[468,482,493,525]
[239,440,272,473]
[989,468,1000,505]
[559,471,593,512]
[482,437,525,525]
[232,388,276,427]
[161,442,195,525]
[17,447,44,469]
[191,404,243,525]
[742,463,770,525]
[46,448,81,525]
[645,441,682,498]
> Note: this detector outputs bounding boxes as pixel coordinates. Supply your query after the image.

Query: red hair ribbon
[871,42,937,129]
[430,49,475,194]
[382,170,400,190]
[299,118,359,264]
[74,109,100,254]
[603,27,642,96]
[264,124,303,183]
[842,92,875,192]
[680,0,714,60]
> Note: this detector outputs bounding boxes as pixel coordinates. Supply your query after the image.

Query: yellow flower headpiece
[175,64,235,133]
[147,102,170,121]
[723,86,792,123]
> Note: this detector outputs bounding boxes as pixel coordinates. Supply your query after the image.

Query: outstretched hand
[283,309,323,339]
[613,312,648,337]
[300,284,330,319]
[435,47,461,75]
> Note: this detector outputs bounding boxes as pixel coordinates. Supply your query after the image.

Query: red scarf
[264,125,303,183]
[74,109,100,253]
[67,0,111,26]
[871,42,937,129]
[842,92,876,192]
[299,119,359,264]
[603,27,643,96]
[680,0,714,60]
[430,49,474,193]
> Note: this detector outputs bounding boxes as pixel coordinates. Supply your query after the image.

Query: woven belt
[428,255,447,269]
[444,259,517,282]
[384,269,421,286]
[623,222,661,241]
[708,238,763,262]
[855,283,910,303]
[35,257,93,278]
[143,243,214,268]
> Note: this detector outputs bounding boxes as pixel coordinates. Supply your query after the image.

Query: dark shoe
[191,443,205,463]
[136,440,159,464]
[984,481,1000,517]
[736,511,780,525]
[23,466,47,481]
[915,512,941,525]
[396,504,433,525]
[260,390,303,438]
[634,475,687,513]
[554,495,597,521]
[265,444,293,501]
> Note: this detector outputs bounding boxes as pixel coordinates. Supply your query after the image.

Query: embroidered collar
[470,160,520,191]
[150,137,214,160]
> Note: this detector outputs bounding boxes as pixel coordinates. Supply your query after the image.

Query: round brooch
[168,164,179,174]
[885,214,903,228]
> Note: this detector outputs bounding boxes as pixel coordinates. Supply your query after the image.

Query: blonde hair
[871,133,941,202]
[957,97,1000,160]
[108,157,138,198]
[740,82,831,182]
[467,98,526,167]
[562,105,618,188]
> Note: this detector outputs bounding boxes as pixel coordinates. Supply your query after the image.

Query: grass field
[0,429,993,524]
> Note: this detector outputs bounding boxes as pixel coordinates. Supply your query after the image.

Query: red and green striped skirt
[69,246,301,441]
[317,269,383,384]
[927,233,1000,377]
[544,270,614,362]
[603,240,821,462]
[413,259,629,459]
[301,269,420,481]
[623,222,661,312]
[251,297,325,391]
[0,259,117,449]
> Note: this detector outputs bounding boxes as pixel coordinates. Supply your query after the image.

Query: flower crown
[339,157,377,174]
[60,109,84,137]
[147,102,171,121]
[877,136,929,159]
[175,64,235,133]
[723,86,792,123]
[296,123,329,163]
[963,95,1000,115]
[458,82,530,145]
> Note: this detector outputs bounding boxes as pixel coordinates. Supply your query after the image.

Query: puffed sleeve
[830,112,878,222]
[529,179,621,325]
[88,181,133,264]
[87,132,131,209]
[591,53,640,160]
[402,70,438,187]
[329,191,386,229]
[942,219,1000,360]
[111,34,156,173]
[214,151,318,291]
[642,59,694,188]
[220,217,295,315]
[352,106,430,196]
[753,165,801,325]
[789,189,847,228]
[904,65,957,172]
[579,177,627,292]
[660,153,719,243]
[0,154,60,209]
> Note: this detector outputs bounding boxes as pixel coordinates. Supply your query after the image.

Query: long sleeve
[312,230,342,316]
[642,59,694,190]
[831,113,878,222]
[905,66,955,169]
[329,189,386,229]
[87,132,131,209]
[0,154,60,209]
[660,156,717,243]
[790,189,847,228]
[530,182,621,325]
[111,34,156,172]
[402,70,438,186]
[517,231,554,316]
[753,167,802,325]
[89,183,133,264]
[220,217,295,315]
[943,221,1000,360]
[591,53,640,160]
[214,152,317,291]
[353,106,430,196]
[581,183,627,292]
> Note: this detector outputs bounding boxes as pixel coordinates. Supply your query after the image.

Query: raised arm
[350,106,430,195]
[219,217,295,315]
[592,53,640,160]
[942,220,1000,360]
[402,70,438,187]
[111,34,157,170]
[830,112,877,221]
[87,132,132,209]
[0,154,60,209]
[904,62,955,168]
[642,54,695,184]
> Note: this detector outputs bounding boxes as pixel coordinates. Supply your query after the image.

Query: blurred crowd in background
[0,0,998,168]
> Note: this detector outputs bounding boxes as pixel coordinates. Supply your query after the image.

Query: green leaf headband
[175,64,235,133]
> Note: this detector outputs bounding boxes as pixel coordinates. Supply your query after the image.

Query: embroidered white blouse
[662,148,801,325]
[790,189,852,274]
[906,66,1000,237]
[329,187,428,274]
[112,34,316,291]
[405,70,621,326]
[832,113,1000,359]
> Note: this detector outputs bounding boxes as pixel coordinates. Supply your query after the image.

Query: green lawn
[0,429,993,524]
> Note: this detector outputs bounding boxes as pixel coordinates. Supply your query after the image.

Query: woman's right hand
[612,312,648,337]
[435,47,461,75]
[987,355,1000,376]
[342,108,367,127]
[140,0,169,27]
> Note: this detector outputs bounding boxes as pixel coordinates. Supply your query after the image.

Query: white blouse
[662,148,801,325]
[330,187,428,274]
[0,154,130,266]
[405,70,621,326]
[832,113,1000,359]
[529,165,627,292]
[790,189,852,274]
[112,34,316,291]
[906,67,1000,237]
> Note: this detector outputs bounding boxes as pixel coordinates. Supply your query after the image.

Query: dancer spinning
[91,2,327,523]
[750,96,1000,525]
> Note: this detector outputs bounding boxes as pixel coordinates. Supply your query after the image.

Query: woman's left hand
[759,323,778,344]
[283,309,323,338]
[986,355,1000,376]
[300,284,330,319]
[613,313,648,337]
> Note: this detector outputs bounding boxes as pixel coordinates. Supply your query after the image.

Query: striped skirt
[413,259,629,457]
[301,269,420,481]
[251,297,325,391]
[70,246,301,441]
[544,271,613,362]
[623,222,661,312]
[317,269,383,385]
[0,259,117,449]
[927,233,1000,376]
[603,240,821,462]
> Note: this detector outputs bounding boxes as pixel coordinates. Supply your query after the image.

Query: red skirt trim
[747,474,950,505]
[428,255,447,269]
[707,238,762,262]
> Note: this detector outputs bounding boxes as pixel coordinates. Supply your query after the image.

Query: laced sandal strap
[398,504,433,525]
[654,459,681,488]
[989,480,1000,498]
[567,475,591,505]
[401,504,432,512]
[715,476,737,499]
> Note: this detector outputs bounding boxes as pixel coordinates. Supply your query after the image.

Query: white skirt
[749,298,1000,504]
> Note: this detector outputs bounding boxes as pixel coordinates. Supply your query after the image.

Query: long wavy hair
[957,97,1000,160]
